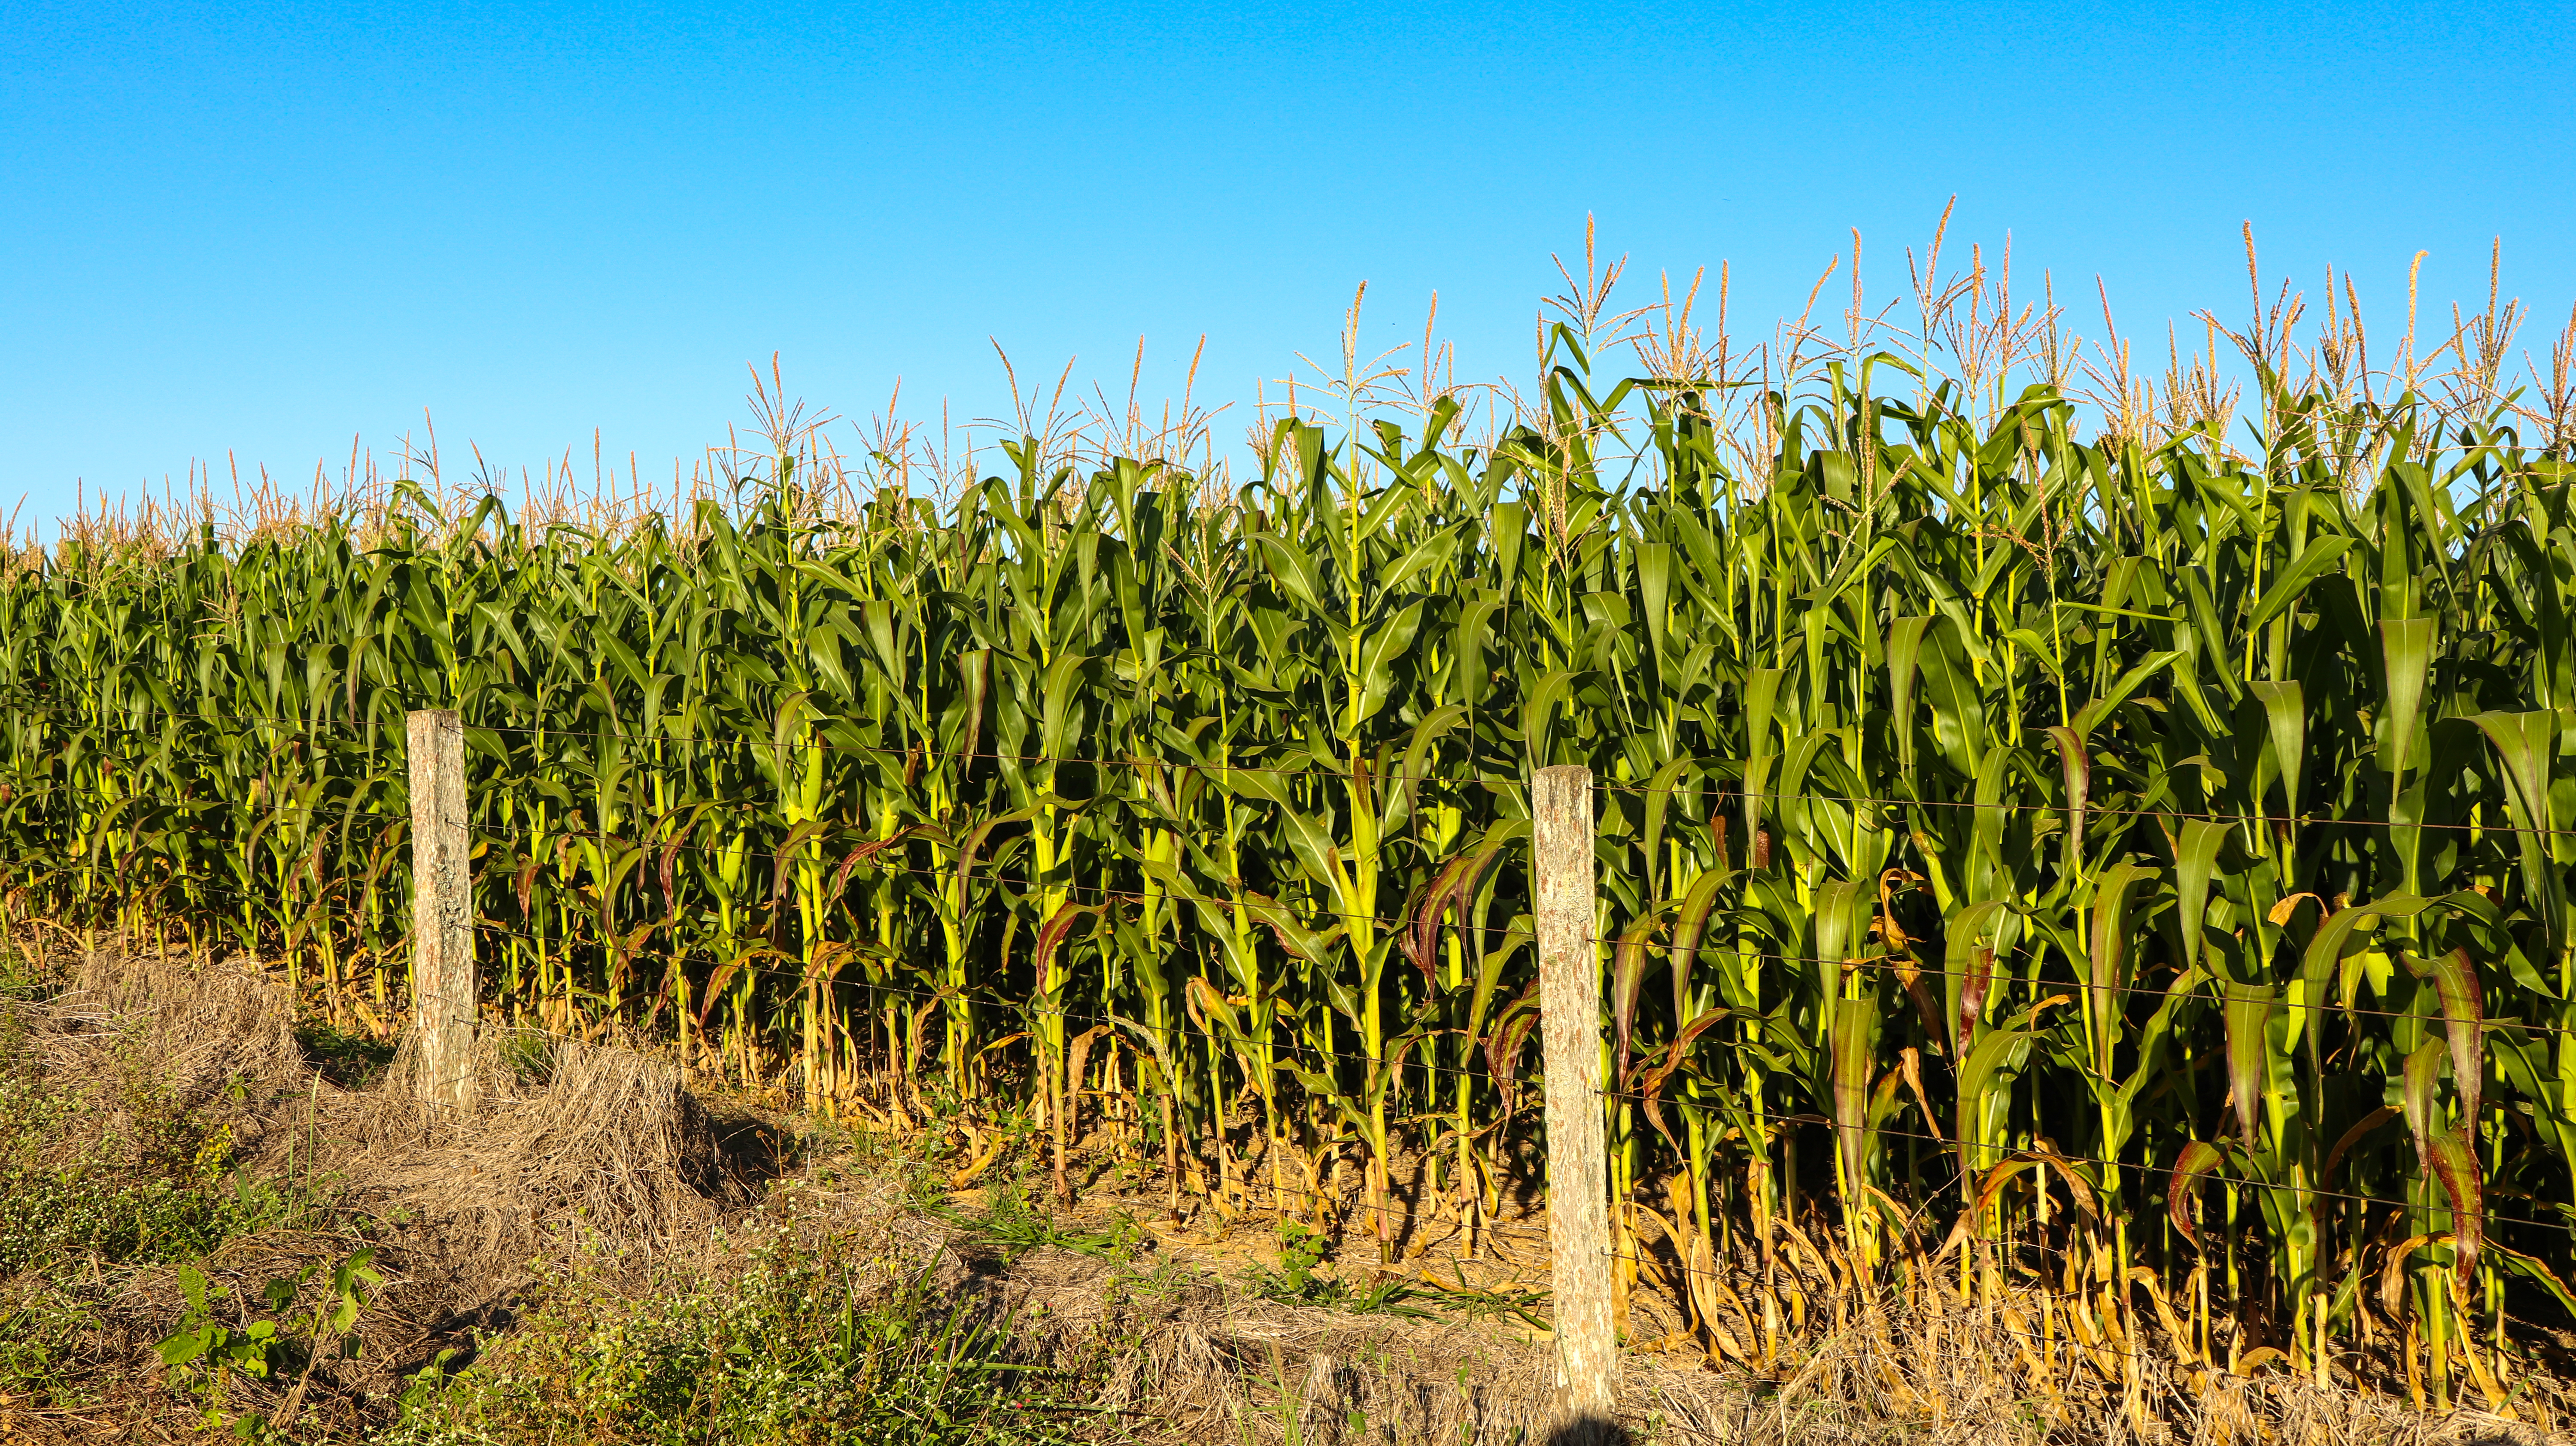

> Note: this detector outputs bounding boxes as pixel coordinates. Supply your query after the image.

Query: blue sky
[4,0,2570,525]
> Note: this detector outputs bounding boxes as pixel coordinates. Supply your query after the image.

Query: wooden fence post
[408,708,477,1112]
[1534,763,1616,1434]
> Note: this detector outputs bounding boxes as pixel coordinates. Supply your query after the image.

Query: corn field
[9,236,2576,1407]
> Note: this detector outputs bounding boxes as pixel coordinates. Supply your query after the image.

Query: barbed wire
[16,700,2576,841]
[46,825,2576,1045]
[1584,1083,2571,1237]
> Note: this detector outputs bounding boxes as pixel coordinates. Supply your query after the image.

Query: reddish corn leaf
[2167,1139,2228,1252]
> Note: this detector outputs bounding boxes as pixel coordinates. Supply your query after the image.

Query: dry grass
[362,1025,739,1253]
[993,1221,2576,1446]
[995,1241,1559,1443]
[47,945,741,1257]
[0,943,753,1441]
[46,942,306,1123]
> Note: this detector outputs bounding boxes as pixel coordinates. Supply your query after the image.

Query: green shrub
[382,1229,1089,1446]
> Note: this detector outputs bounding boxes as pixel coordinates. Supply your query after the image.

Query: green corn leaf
[2087,862,2157,1054]
[2378,617,2434,778]
[2247,679,2305,817]
[2245,535,2354,633]
[1829,993,1882,1198]
[2472,709,2566,960]
[2221,980,2274,1148]
[2174,819,2230,978]
[1914,620,1988,778]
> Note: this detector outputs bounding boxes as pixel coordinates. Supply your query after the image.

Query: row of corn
[6,285,2576,1407]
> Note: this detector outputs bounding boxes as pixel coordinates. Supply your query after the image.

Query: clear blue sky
[5,0,2570,524]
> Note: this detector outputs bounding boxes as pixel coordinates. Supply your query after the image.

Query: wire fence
[16,703,2576,838]
[12,700,2566,1295]
[50,792,2576,1044]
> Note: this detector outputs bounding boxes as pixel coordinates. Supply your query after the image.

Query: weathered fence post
[1534,763,1616,1435]
[408,708,477,1112]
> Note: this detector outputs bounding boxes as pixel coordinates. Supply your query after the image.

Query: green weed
[153,1247,380,1441]
[0,1167,300,1274]
[380,1230,1094,1446]
[0,1282,98,1408]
